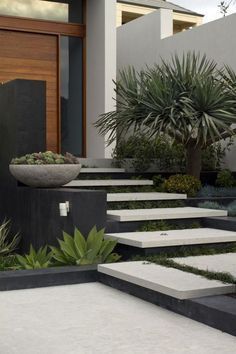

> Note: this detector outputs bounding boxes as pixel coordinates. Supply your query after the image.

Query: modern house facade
[0,0,116,159]
[1,0,235,169]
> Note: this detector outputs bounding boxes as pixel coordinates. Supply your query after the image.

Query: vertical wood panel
[0,29,58,152]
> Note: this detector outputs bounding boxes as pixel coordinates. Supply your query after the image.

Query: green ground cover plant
[137,221,201,232]
[107,200,185,210]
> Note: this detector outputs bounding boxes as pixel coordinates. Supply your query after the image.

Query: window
[60,36,83,156]
[0,0,83,24]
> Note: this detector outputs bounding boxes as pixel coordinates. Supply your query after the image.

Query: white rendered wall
[117,13,236,170]
[118,9,173,72]
[86,0,116,158]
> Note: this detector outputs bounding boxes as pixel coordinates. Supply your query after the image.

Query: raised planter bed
[0,265,98,291]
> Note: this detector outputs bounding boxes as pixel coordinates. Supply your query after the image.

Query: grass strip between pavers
[132,244,236,285]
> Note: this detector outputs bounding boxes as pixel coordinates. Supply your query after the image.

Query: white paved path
[0,283,235,354]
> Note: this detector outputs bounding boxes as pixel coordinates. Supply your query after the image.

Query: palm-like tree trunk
[186,142,202,179]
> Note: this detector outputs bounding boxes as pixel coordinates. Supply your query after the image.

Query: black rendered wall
[0,79,46,187]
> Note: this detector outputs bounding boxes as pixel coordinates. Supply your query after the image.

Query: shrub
[0,256,17,271]
[113,134,231,173]
[11,151,79,165]
[51,226,121,266]
[16,245,53,270]
[202,139,233,171]
[152,175,165,190]
[197,185,236,197]
[198,201,223,210]
[164,174,202,197]
[0,220,20,257]
[198,200,236,216]
[227,201,236,216]
[216,169,235,188]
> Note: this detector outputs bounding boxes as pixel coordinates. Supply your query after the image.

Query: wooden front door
[0,29,59,152]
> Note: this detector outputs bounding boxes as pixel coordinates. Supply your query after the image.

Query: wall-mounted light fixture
[59,201,70,217]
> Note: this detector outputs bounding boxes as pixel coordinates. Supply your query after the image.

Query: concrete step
[81,168,125,173]
[105,228,236,248]
[107,192,187,202]
[173,252,236,278]
[107,207,227,222]
[64,179,154,187]
[98,261,235,300]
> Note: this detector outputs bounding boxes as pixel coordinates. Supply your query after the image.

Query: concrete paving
[107,192,187,202]
[98,262,235,299]
[173,252,236,278]
[0,283,235,354]
[105,228,236,248]
[81,168,125,173]
[64,179,154,187]
[107,207,228,222]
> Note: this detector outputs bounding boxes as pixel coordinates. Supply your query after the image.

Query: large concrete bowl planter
[9,164,81,188]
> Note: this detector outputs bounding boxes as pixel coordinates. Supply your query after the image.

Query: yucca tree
[95,52,236,178]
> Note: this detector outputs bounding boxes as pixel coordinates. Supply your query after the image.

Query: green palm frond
[95,52,236,148]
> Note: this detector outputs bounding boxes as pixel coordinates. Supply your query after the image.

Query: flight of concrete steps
[65,167,236,251]
[66,168,236,302]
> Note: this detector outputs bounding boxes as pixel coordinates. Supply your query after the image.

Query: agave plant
[95,52,236,178]
[16,245,53,270]
[0,219,20,257]
[50,226,121,266]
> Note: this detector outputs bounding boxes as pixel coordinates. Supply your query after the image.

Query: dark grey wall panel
[0,79,46,187]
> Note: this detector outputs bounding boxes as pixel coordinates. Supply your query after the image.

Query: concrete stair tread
[107,192,187,202]
[107,207,228,222]
[98,261,235,300]
[173,252,236,278]
[64,179,153,187]
[105,228,236,248]
[81,168,125,173]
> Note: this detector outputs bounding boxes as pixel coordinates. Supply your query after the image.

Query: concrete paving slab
[107,192,187,202]
[173,253,236,278]
[107,207,228,222]
[105,228,236,248]
[0,283,235,354]
[81,168,125,173]
[98,262,235,299]
[64,179,153,187]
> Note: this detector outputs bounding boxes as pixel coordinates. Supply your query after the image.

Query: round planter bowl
[9,164,81,188]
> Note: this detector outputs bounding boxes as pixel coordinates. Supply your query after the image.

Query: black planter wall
[0,79,107,252]
[0,79,46,187]
[0,187,106,253]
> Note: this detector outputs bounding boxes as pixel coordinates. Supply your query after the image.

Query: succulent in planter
[9,151,81,188]
[11,151,79,165]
